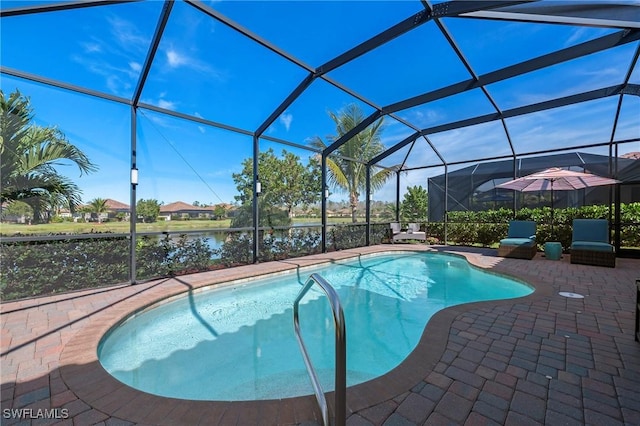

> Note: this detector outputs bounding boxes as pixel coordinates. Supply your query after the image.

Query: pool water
[98,252,532,401]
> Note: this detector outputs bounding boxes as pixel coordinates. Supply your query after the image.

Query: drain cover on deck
[559,292,584,299]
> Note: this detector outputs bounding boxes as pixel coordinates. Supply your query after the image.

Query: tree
[1,200,33,222]
[401,185,428,222]
[1,90,97,222]
[311,104,394,222]
[137,199,160,223]
[212,205,227,220]
[231,148,320,227]
[88,197,108,223]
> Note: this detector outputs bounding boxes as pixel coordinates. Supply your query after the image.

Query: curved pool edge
[59,245,550,425]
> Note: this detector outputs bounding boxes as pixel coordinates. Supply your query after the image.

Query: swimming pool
[98,252,533,401]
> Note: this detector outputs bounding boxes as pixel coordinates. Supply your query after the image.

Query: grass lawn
[0,217,360,236]
[0,219,232,235]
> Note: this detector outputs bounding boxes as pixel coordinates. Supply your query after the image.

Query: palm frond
[1,90,96,213]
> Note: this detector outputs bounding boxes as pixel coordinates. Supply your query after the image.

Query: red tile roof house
[159,201,215,221]
[104,198,130,213]
[79,198,131,222]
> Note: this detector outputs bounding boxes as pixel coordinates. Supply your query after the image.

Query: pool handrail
[293,273,346,426]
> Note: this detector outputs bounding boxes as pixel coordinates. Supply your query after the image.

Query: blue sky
[1,1,638,207]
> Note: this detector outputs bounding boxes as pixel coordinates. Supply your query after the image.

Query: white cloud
[74,15,151,95]
[162,45,226,80]
[140,96,178,113]
[401,107,443,128]
[192,112,206,133]
[167,49,188,68]
[82,42,102,53]
[565,28,589,47]
[279,112,293,131]
[564,27,608,48]
[157,99,176,110]
[106,75,129,95]
[107,16,149,53]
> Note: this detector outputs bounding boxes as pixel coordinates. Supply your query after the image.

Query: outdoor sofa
[390,222,426,243]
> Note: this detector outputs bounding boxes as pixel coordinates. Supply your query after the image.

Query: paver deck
[1,245,639,425]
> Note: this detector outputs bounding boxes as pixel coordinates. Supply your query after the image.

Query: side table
[544,242,562,260]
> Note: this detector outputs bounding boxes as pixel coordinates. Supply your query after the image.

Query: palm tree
[1,90,97,222]
[311,104,395,222]
[88,197,108,223]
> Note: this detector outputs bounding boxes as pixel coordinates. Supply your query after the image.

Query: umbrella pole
[551,182,554,240]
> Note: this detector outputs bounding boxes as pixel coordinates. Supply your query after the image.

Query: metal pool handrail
[293,273,346,426]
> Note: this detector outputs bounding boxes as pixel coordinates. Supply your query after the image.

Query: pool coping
[58,245,552,424]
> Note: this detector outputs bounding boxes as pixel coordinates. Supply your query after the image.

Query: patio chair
[498,220,537,259]
[390,222,401,239]
[570,219,615,267]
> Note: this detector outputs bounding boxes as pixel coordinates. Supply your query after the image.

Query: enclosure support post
[128,0,173,283]
[129,106,137,284]
[512,156,518,216]
[253,135,260,263]
[444,164,449,245]
[365,165,371,246]
[396,171,401,223]
[321,154,327,253]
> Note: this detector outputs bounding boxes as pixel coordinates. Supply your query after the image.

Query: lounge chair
[498,220,537,259]
[390,222,401,239]
[570,219,615,267]
[390,222,426,243]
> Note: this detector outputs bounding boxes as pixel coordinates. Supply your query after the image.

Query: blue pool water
[98,252,532,401]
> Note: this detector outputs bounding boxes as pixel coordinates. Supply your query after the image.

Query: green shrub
[136,235,170,279]
[1,233,216,300]
[440,202,639,249]
[215,232,254,266]
[328,225,366,250]
[477,223,507,247]
[167,234,214,274]
[1,236,129,300]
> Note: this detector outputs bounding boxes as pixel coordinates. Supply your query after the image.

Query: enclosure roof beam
[138,103,254,137]
[622,83,640,96]
[317,1,529,75]
[319,0,531,157]
[329,27,638,161]
[185,0,314,73]
[609,45,640,146]
[316,8,432,76]
[385,29,639,115]
[460,2,640,30]
[432,14,517,161]
[255,73,315,137]
[0,66,131,106]
[367,132,421,166]
[323,110,383,156]
[420,84,627,136]
[0,0,136,17]
[131,0,173,107]
[403,137,640,172]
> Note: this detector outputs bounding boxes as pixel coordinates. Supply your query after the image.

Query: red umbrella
[495,167,620,236]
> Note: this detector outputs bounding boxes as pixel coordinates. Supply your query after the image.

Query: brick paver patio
[1,245,639,425]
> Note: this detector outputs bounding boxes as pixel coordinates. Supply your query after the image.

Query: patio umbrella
[494,167,620,236]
